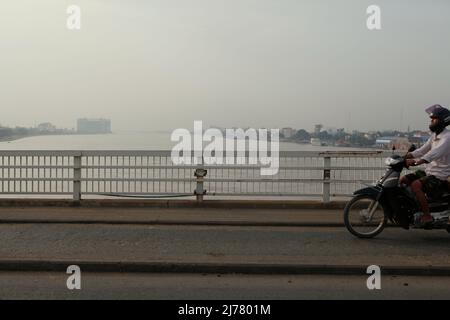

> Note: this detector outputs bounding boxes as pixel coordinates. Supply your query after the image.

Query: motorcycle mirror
[408,144,417,152]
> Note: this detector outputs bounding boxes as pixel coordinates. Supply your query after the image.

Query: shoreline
[0,135,33,143]
[279,138,378,150]
[0,133,77,144]
[1,133,386,152]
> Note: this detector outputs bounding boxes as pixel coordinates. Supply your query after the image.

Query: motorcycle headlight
[385,157,402,166]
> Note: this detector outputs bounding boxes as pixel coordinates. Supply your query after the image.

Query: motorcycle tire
[344,194,388,239]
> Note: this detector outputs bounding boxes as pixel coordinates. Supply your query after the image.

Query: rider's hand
[405,159,417,167]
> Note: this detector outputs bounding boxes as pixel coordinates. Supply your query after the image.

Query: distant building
[375,136,396,148]
[410,132,430,147]
[364,133,376,140]
[310,138,322,146]
[281,127,296,138]
[335,139,350,147]
[376,136,410,150]
[77,118,111,134]
[390,137,411,151]
[37,122,57,132]
[314,124,323,135]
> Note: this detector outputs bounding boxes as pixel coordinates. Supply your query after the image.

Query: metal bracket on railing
[194,168,207,202]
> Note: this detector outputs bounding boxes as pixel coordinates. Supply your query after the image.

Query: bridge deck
[0,206,449,274]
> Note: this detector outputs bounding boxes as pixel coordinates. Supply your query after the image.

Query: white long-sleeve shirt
[411,128,450,180]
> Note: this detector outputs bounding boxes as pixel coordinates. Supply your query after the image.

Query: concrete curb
[0,260,449,276]
[0,199,348,210]
[0,219,344,227]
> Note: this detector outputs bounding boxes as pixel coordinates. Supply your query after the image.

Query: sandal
[414,214,434,228]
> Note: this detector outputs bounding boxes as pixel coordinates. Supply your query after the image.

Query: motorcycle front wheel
[344,194,387,238]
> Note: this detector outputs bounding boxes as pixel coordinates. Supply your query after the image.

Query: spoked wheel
[344,194,387,238]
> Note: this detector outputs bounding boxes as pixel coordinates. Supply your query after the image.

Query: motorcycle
[344,145,450,238]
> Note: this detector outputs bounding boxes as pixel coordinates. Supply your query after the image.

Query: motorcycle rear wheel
[344,194,387,239]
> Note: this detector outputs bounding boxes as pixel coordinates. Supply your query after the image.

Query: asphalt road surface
[0,223,449,266]
[1,272,449,299]
[1,207,449,300]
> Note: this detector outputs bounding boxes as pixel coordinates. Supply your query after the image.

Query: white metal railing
[0,150,397,202]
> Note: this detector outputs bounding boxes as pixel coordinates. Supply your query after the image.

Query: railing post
[323,156,331,203]
[73,154,82,201]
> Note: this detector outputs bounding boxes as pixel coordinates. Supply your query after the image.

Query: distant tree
[348,132,375,146]
[292,129,311,141]
[0,127,13,138]
[335,129,346,140]
[15,127,29,135]
[318,131,332,140]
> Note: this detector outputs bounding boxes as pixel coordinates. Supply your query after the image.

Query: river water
[0,131,368,152]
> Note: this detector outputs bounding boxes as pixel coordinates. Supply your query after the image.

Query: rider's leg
[400,173,417,187]
[410,180,433,223]
[399,175,412,187]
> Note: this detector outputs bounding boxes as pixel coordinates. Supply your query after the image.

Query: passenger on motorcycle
[400,104,450,227]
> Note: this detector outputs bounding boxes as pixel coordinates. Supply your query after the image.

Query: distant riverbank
[0,133,77,143]
[0,134,33,143]
[0,131,373,151]
[279,137,377,150]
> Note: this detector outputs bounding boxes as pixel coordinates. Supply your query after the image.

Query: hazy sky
[1,0,449,132]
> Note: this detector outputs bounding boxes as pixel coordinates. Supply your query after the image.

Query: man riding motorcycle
[400,104,450,227]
